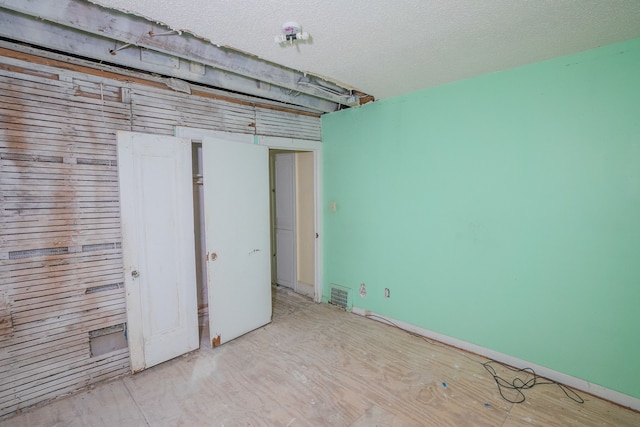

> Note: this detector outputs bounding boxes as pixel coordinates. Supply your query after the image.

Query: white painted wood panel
[202,136,272,346]
[117,131,199,371]
[255,108,322,141]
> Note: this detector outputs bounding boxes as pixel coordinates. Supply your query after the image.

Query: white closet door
[274,152,297,289]
[117,131,199,371]
[202,136,271,346]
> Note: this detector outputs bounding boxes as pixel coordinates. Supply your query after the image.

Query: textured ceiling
[91,0,640,101]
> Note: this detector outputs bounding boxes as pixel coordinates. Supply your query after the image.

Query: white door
[117,131,199,372]
[202,136,271,347]
[274,153,297,289]
[175,128,323,304]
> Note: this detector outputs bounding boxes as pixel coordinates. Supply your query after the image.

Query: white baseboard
[351,306,640,412]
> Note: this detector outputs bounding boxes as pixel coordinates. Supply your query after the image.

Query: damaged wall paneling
[0,42,321,418]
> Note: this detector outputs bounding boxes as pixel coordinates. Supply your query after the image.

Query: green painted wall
[322,38,640,399]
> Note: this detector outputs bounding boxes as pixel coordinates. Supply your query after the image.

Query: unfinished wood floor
[2,287,639,426]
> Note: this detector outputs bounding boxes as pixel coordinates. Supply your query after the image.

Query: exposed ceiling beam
[0,10,336,113]
[0,40,323,118]
[0,0,365,112]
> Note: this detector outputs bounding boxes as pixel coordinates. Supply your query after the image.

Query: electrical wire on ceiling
[297,79,354,99]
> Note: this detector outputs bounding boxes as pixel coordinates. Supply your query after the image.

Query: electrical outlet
[384,288,390,298]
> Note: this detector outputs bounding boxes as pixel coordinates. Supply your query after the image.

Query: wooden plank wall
[129,83,323,140]
[0,61,131,417]
[0,49,322,418]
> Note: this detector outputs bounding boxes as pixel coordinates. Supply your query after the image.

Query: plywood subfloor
[2,287,639,426]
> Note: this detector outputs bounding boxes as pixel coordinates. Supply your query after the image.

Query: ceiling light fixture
[274,21,309,45]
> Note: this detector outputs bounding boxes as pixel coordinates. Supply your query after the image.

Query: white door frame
[273,152,297,290]
[175,127,323,302]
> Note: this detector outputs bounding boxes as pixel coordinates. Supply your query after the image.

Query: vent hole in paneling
[76,158,112,166]
[85,283,124,294]
[1,152,64,163]
[9,247,69,259]
[82,243,118,252]
[89,324,127,357]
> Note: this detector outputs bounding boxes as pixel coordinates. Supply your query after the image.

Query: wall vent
[329,284,351,310]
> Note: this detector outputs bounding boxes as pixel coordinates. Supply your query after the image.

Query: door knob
[131,270,140,278]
